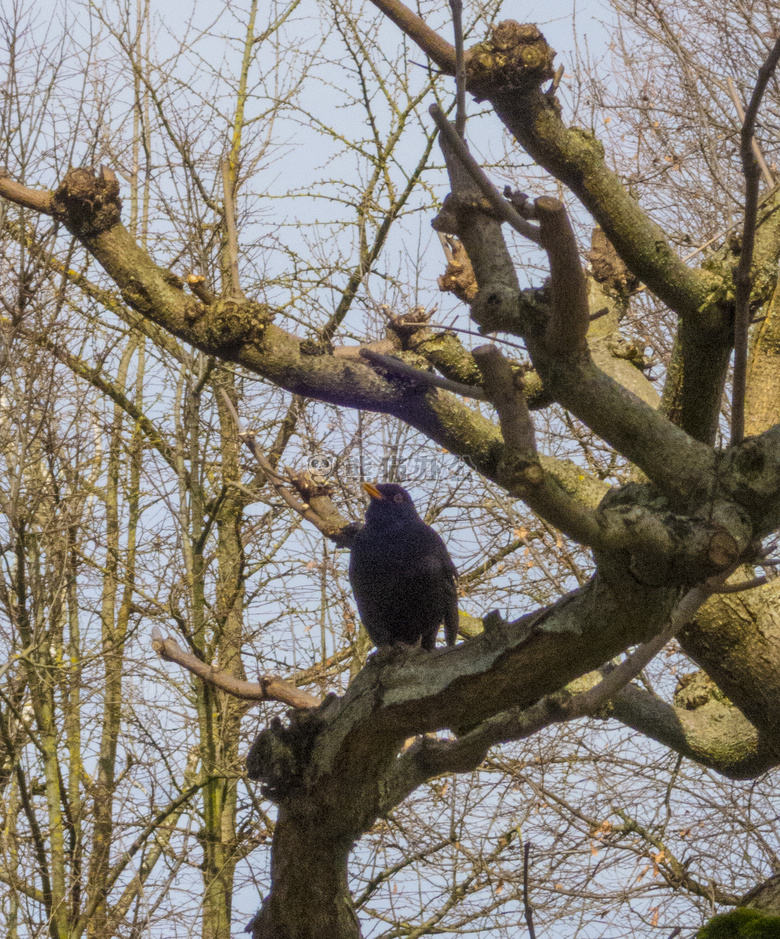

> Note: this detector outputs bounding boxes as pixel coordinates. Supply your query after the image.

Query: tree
[2,0,780,937]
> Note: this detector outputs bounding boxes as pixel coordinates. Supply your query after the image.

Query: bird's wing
[413,527,458,646]
[442,553,458,646]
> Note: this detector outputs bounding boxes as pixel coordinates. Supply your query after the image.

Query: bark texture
[5,12,780,938]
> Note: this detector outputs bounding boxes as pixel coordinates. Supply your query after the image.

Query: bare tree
[3,0,780,937]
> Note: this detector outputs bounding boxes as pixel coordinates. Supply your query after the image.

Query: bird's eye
[394,493,405,503]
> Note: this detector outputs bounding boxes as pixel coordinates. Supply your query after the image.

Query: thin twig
[219,390,323,514]
[731,36,780,446]
[449,0,466,137]
[523,842,536,939]
[726,78,775,188]
[360,348,487,399]
[218,389,353,542]
[429,104,542,243]
[424,322,528,353]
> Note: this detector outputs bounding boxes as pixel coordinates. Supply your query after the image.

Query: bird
[348,482,458,651]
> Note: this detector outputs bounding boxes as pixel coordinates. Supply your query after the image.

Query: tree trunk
[251,809,359,939]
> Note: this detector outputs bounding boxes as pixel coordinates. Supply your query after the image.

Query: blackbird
[349,482,458,650]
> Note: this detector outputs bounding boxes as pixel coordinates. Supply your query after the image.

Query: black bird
[349,482,458,650]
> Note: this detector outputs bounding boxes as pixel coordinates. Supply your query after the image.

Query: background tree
[2,0,780,938]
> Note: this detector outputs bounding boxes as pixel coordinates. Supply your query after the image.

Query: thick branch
[490,87,711,316]
[472,344,608,545]
[368,9,710,318]
[432,118,523,336]
[0,167,710,510]
[221,158,244,299]
[430,91,719,496]
[371,10,744,442]
[678,577,780,749]
[535,196,589,355]
[608,683,775,780]
[4,168,780,558]
[367,0,455,72]
[527,346,717,502]
[472,344,536,451]
[360,348,487,400]
[0,171,53,213]
[382,574,731,806]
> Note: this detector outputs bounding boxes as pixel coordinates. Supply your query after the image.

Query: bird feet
[370,641,426,665]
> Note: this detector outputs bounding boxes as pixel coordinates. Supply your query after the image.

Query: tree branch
[151,628,321,708]
[429,104,541,243]
[731,34,780,445]
[567,574,723,716]
[472,344,536,451]
[360,348,487,399]
[608,682,774,780]
[4,167,780,564]
[218,388,356,545]
[725,77,775,188]
[0,170,54,214]
[523,842,536,939]
[534,196,589,355]
[376,7,710,315]
[435,93,719,500]
[367,0,455,72]
[376,8,741,441]
[382,570,737,807]
[472,344,610,545]
[449,0,466,137]
[221,158,244,299]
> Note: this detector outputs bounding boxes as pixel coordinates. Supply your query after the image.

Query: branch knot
[466,22,556,100]
[52,167,122,235]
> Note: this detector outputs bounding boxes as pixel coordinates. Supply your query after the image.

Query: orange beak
[362,482,384,500]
